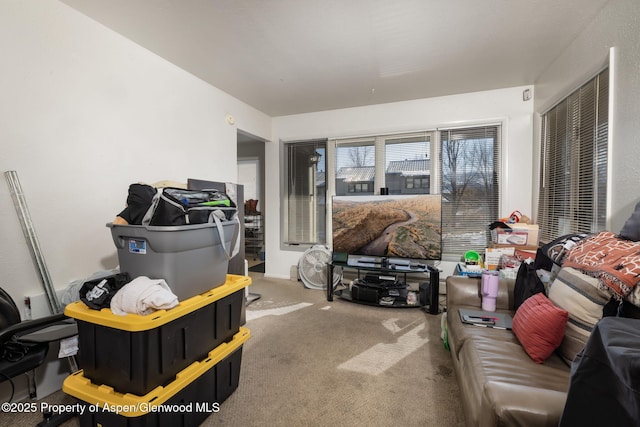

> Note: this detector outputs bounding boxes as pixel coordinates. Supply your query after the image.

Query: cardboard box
[490,243,539,251]
[514,248,537,261]
[485,247,515,270]
[490,224,540,246]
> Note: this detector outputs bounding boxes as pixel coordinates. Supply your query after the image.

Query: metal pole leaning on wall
[4,170,61,314]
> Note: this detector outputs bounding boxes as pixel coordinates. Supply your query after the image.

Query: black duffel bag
[143,187,237,226]
[513,260,545,312]
[115,184,240,261]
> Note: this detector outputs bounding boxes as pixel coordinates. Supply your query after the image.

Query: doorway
[237,131,266,272]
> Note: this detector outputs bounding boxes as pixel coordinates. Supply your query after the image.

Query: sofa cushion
[619,200,640,241]
[447,306,520,357]
[623,281,640,312]
[547,266,610,364]
[456,334,570,426]
[512,293,568,363]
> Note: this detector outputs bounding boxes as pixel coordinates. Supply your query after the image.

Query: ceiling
[61,0,611,117]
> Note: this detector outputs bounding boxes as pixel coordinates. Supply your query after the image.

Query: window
[437,125,501,256]
[406,177,429,189]
[385,135,431,195]
[282,139,327,245]
[283,127,502,259]
[537,68,608,242]
[335,138,375,196]
[348,183,371,193]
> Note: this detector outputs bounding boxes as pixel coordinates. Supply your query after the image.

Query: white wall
[266,87,534,279]
[0,1,271,313]
[534,0,640,232]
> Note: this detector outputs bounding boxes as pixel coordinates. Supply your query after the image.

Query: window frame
[436,124,503,259]
[537,67,609,242]
[280,138,328,251]
[281,124,504,260]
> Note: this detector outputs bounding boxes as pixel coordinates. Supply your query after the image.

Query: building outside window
[348,182,371,193]
[335,139,375,196]
[406,176,430,190]
[384,135,431,195]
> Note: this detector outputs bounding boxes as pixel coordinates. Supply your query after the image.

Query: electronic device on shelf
[387,258,410,266]
[360,273,403,287]
[350,275,408,304]
[347,256,377,266]
[328,254,440,313]
[345,254,429,272]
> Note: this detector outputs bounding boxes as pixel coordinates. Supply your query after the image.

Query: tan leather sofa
[446,275,570,426]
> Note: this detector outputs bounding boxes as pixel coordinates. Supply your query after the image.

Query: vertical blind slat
[538,69,608,241]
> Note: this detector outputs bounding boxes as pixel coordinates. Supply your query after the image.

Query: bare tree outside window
[439,126,500,255]
[348,146,374,167]
[335,141,375,196]
[441,138,477,212]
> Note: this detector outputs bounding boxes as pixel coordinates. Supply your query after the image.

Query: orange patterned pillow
[512,293,569,363]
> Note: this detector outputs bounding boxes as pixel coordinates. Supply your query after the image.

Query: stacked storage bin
[106,221,240,302]
[63,275,250,426]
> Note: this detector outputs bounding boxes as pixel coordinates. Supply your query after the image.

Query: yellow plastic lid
[64,274,250,331]
[62,327,250,417]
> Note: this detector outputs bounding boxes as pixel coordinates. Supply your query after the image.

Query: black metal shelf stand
[326,259,440,314]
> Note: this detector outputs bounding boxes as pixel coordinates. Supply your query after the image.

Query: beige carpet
[2,273,464,426]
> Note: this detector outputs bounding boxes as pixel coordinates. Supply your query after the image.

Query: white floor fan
[298,245,342,290]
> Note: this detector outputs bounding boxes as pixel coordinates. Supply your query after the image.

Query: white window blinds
[438,125,501,257]
[283,139,327,244]
[537,68,608,242]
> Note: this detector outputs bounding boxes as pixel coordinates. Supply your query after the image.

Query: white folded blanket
[110,276,179,316]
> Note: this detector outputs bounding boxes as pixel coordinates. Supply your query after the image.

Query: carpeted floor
[3,273,465,426]
[248,262,265,273]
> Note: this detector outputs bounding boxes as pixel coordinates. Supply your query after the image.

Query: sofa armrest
[446,276,482,308]
[446,275,516,311]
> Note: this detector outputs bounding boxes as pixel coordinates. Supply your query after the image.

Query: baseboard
[263,273,290,280]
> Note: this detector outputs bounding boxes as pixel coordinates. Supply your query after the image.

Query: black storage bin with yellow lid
[64,275,250,396]
[63,327,250,427]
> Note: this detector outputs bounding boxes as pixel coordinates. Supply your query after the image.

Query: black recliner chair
[0,287,77,402]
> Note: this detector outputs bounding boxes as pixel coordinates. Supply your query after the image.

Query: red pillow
[512,293,568,363]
